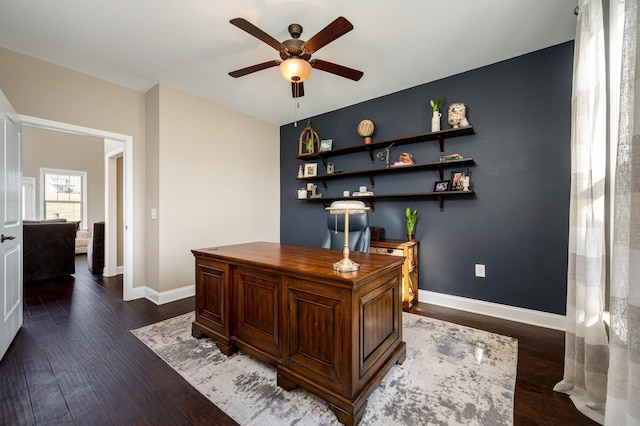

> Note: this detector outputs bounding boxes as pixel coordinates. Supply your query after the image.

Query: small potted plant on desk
[405,207,418,241]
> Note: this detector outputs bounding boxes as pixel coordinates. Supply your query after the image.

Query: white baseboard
[128,285,565,329]
[420,290,566,331]
[127,285,146,301]
[103,267,124,277]
[144,284,195,305]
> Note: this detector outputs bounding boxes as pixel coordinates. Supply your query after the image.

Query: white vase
[431,111,442,132]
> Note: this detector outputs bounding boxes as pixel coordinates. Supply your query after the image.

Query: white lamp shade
[279,58,312,82]
[326,200,369,214]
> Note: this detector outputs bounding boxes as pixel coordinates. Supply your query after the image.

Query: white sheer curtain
[605,0,640,424]
[556,0,640,424]
[553,0,610,423]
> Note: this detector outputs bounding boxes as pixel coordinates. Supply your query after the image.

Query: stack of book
[440,153,463,162]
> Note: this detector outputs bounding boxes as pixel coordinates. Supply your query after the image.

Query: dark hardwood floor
[1,255,597,425]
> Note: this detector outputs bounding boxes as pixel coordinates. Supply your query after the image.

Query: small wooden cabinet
[368,240,418,310]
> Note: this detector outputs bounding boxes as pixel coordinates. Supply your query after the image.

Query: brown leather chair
[23,220,77,282]
[87,221,105,274]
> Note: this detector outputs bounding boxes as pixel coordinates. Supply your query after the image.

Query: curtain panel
[554,0,610,423]
[605,0,640,424]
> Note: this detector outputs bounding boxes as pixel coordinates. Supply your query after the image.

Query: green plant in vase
[430,95,444,112]
[405,207,418,241]
[429,95,444,132]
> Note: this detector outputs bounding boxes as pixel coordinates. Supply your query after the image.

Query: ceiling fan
[228,17,363,98]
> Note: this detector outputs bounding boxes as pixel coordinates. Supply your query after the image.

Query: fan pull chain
[293,98,301,127]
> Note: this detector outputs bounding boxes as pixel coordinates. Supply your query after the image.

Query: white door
[0,91,23,361]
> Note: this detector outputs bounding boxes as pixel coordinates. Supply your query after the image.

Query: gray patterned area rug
[132,312,517,425]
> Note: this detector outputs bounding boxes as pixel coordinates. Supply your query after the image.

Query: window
[40,168,87,228]
[22,177,36,220]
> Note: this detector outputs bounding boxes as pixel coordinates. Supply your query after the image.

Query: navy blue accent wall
[279,41,573,315]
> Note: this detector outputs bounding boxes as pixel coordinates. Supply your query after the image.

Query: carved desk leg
[192,322,237,356]
[215,340,238,356]
[191,325,203,339]
[397,349,407,365]
[277,373,298,391]
[328,402,367,426]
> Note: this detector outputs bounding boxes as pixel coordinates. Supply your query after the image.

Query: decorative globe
[358,119,375,137]
[358,119,375,144]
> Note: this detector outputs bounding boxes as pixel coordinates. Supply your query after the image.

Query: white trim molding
[144,284,195,305]
[128,285,146,301]
[420,290,567,331]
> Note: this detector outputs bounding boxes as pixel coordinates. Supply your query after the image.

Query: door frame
[104,144,123,277]
[22,177,36,220]
[19,115,135,300]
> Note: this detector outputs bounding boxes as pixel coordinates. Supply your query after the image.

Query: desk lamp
[325,200,370,272]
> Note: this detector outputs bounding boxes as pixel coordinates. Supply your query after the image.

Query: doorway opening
[19,115,135,300]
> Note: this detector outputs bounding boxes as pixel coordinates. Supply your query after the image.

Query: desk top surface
[192,241,404,285]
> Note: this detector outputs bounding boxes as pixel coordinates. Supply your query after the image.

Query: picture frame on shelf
[434,180,450,192]
[450,169,470,191]
[320,139,333,151]
[304,163,318,177]
[326,163,335,174]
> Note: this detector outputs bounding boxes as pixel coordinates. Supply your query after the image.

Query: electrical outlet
[475,263,486,278]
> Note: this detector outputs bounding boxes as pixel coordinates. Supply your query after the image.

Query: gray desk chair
[321,206,371,253]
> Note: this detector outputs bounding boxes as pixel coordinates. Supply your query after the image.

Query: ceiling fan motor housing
[288,23,303,38]
[280,39,309,60]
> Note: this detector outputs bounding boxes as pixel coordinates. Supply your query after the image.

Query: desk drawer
[369,247,404,257]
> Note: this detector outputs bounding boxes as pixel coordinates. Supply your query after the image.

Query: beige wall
[0,46,147,289]
[151,84,280,292]
[1,47,280,297]
[22,127,105,231]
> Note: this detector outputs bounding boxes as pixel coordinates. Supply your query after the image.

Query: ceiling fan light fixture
[280,57,312,82]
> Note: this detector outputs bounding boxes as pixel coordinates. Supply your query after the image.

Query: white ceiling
[0,0,577,126]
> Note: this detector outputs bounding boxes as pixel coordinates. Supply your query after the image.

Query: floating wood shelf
[297,190,475,212]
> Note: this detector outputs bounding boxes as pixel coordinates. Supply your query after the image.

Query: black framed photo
[304,162,318,177]
[450,169,470,191]
[434,180,450,192]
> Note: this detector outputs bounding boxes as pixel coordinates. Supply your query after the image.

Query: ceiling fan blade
[310,59,363,81]
[229,60,281,78]
[291,82,305,98]
[230,18,285,51]
[303,17,353,54]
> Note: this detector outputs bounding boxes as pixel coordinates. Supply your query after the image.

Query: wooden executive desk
[192,242,407,426]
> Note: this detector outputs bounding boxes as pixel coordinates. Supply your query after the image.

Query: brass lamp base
[333,257,360,272]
